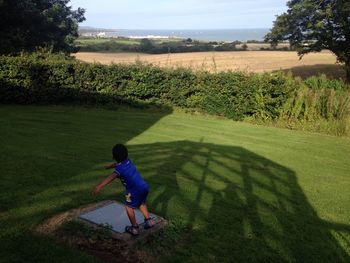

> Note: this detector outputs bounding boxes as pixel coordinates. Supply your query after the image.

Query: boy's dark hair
[112,144,128,162]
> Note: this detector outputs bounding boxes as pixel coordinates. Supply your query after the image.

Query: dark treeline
[78,38,291,54]
[79,38,243,53]
[0,0,85,54]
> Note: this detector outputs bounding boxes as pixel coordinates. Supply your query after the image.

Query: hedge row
[0,53,349,123]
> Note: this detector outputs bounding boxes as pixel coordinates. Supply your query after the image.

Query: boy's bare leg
[125,205,137,226]
[139,203,150,219]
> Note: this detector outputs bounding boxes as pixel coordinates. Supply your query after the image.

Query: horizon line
[80,26,271,30]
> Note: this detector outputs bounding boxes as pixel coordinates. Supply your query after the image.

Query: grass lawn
[0,105,349,262]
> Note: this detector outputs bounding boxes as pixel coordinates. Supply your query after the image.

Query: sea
[106,29,270,42]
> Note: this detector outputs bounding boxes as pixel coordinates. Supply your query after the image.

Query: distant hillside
[79,26,117,33]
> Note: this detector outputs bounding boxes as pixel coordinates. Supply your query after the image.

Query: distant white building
[97,32,106,37]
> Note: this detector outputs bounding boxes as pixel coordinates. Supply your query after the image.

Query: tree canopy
[265,0,350,81]
[0,0,85,54]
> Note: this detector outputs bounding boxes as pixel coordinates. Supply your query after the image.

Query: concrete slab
[76,201,166,242]
[35,200,167,261]
[35,200,166,244]
[79,201,159,234]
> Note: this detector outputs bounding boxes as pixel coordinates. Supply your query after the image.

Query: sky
[70,0,288,29]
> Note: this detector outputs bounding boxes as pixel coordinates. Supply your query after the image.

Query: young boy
[91,144,153,236]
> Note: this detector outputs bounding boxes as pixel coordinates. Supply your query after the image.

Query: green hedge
[0,53,349,125]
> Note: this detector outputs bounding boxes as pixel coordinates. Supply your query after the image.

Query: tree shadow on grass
[2,107,349,262]
[275,64,346,81]
[0,105,172,262]
[0,104,171,210]
[129,141,350,262]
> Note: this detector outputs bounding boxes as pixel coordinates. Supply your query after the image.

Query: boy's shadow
[129,141,350,262]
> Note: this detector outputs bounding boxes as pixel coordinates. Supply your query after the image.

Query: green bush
[1,54,349,135]
[76,38,242,54]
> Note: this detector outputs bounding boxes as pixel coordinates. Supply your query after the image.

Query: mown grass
[0,105,349,262]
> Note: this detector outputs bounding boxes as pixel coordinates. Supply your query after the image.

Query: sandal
[144,218,154,229]
[125,225,139,236]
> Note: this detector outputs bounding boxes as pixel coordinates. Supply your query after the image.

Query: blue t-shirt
[114,159,148,191]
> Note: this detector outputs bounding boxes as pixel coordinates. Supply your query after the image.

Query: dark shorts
[124,185,149,208]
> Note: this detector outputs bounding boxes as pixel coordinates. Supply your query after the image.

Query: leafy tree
[0,0,85,54]
[265,0,350,81]
[140,38,154,52]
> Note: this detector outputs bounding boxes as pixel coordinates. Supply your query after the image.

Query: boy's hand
[91,186,100,197]
[91,173,116,197]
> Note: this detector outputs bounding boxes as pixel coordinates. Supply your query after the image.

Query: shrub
[1,53,349,135]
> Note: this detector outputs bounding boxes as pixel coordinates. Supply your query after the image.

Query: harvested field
[74,50,344,79]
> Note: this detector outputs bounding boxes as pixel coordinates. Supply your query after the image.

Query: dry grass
[237,43,290,51]
[276,64,346,80]
[74,50,344,77]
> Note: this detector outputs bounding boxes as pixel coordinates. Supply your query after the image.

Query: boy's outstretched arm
[104,162,117,169]
[91,173,117,196]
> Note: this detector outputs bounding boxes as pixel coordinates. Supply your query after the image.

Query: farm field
[75,37,140,46]
[0,105,349,262]
[73,50,345,79]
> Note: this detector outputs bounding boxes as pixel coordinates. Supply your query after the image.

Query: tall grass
[280,87,349,120]
[274,80,350,135]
